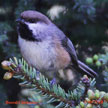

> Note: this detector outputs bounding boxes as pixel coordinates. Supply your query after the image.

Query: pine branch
[2,57,76,107]
[1,57,108,108]
[15,65,73,106]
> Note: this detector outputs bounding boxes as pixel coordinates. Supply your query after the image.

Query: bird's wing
[61,36,78,66]
[51,25,97,77]
[51,24,78,65]
[61,37,98,77]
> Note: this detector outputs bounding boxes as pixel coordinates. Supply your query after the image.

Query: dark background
[0,0,108,108]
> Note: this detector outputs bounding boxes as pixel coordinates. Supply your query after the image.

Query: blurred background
[0,0,108,108]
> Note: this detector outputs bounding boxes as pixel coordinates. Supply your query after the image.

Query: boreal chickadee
[16,10,97,77]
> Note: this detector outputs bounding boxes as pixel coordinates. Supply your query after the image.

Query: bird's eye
[29,19,35,23]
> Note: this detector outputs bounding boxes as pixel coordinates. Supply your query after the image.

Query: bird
[16,10,97,78]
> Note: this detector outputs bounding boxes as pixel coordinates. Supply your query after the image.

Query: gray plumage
[17,10,98,77]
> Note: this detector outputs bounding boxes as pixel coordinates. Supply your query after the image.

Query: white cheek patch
[26,22,47,36]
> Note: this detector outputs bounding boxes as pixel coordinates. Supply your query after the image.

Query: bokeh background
[0,0,108,108]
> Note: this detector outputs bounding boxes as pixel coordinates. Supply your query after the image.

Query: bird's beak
[16,18,21,22]
[16,18,25,24]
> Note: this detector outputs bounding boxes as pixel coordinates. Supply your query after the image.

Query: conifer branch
[1,57,108,108]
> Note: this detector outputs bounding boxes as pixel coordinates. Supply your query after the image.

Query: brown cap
[20,10,51,24]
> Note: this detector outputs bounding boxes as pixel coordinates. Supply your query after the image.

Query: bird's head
[16,10,51,41]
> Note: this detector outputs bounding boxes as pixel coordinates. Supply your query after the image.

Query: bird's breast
[18,36,71,72]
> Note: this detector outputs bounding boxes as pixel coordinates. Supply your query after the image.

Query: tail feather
[76,60,98,77]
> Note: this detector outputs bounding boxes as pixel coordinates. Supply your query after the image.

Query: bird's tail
[76,60,98,77]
